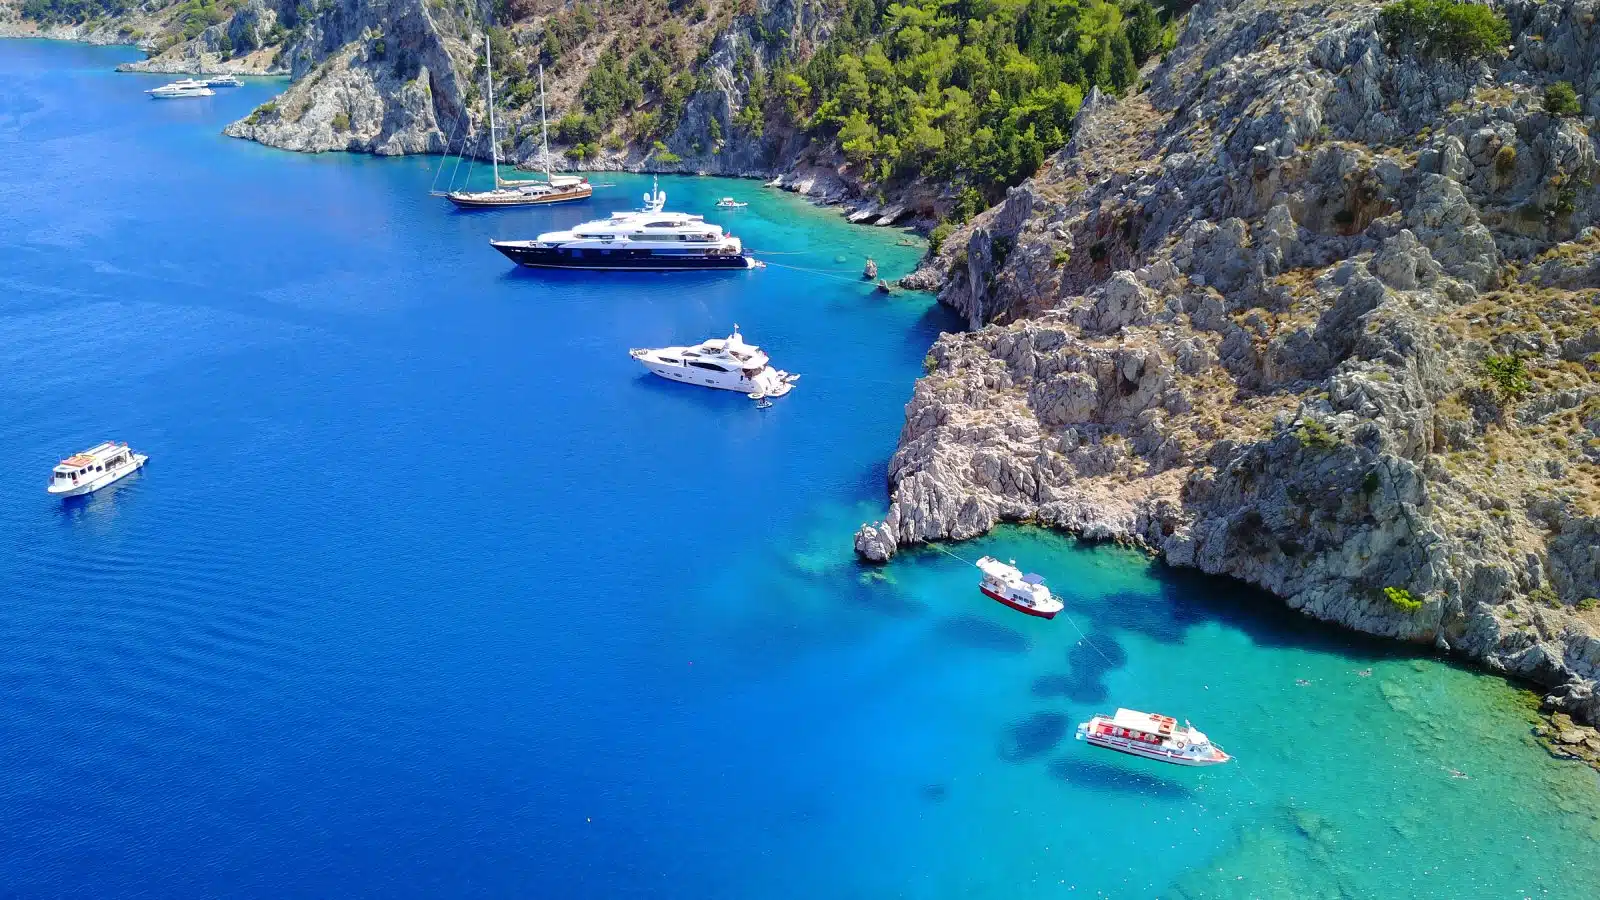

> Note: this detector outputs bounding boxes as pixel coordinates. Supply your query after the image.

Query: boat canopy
[1111,708,1177,737]
[1022,573,1046,585]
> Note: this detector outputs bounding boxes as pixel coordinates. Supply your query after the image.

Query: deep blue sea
[3,39,1599,899]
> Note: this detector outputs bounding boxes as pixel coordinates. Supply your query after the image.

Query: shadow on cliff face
[1071,560,1404,664]
[998,711,1071,762]
[1046,757,1195,801]
[898,298,964,354]
[934,614,1031,653]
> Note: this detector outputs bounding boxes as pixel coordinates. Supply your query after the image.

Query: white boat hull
[1075,724,1229,767]
[636,359,793,396]
[48,454,148,497]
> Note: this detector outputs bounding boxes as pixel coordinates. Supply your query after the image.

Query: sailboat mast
[539,63,551,182]
[484,34,499,186]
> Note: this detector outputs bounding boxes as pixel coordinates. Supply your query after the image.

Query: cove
[1,38,1597,899]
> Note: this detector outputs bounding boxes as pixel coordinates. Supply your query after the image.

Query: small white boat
[48,442,148,497]
[714,197,748,208]
[975,556,1062,618]
[147,79,215,98]
[1076,709,1231,767]
[205,75,243,87]
[630,326,798,398]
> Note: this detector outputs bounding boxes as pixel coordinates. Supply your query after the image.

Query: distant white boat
[147,79,214,98]
[629,326,798,398]
[715,197,747,208]
[205,75,243,87]
[48,442,148,497]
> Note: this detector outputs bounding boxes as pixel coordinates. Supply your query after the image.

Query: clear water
[2,39,1597,898]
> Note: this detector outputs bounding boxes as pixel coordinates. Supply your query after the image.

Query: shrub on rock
[1378,0,1510,62]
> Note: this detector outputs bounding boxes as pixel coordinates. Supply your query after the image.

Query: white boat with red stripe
[975,556,1062,619]
[1075,708,1230,767]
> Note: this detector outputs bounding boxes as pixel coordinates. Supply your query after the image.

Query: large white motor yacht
[491,178,758,271]
[629,326,798,397]
[48,442,148,497]
[147,79,215,98]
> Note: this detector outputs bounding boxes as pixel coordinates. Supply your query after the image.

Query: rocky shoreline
[2,0,933,227]
[855,0,1600,751]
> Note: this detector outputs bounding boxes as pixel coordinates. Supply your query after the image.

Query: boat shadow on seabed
[1045,757,1196,801]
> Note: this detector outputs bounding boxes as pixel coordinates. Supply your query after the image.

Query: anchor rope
[753,258,881,285]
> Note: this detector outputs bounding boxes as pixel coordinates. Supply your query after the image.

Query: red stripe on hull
[980,585,1058,619]
[1083,736,1228,767]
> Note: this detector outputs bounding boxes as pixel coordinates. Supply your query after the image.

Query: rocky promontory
[856,0,1600,733]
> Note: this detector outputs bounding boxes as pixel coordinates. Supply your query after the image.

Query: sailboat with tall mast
[443,38,592,209]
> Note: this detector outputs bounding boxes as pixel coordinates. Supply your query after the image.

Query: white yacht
[492,178,758,271]
[48,442,148,497]
[147,79,214,99]
[205,74,244,87]
[629,326,798,397]
[714,197,747,208]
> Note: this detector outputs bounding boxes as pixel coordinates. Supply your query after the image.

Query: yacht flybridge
[491,177,759,271]
[630,326,797,397]
[48,442,148,497]
[441,39,590,208]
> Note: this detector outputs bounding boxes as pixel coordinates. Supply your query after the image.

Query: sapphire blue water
[2,39,1598,898]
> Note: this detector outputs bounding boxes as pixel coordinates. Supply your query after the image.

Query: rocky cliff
[221,0,477,154]
[856,0,1600,732]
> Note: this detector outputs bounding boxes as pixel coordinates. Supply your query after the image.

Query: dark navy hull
[491,241,758,271]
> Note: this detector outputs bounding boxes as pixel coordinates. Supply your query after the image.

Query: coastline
[5,35,1600,897]
[852,0,1600,753]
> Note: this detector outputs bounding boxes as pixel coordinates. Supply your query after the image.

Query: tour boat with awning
[47,442,148,497]
[1075,709,1231,767]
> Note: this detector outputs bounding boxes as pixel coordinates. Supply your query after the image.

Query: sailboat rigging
[440,36,593,209]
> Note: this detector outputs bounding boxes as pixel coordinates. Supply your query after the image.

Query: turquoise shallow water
[1,38,1598,898]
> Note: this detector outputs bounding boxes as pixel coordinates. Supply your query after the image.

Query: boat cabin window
[688,361,728,372]
[644,221,676,228]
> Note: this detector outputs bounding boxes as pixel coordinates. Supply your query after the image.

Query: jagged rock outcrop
[860,0,1600,728]
[223,0,472,154]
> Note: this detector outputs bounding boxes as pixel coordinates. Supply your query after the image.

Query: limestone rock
[857,0,1600,728]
